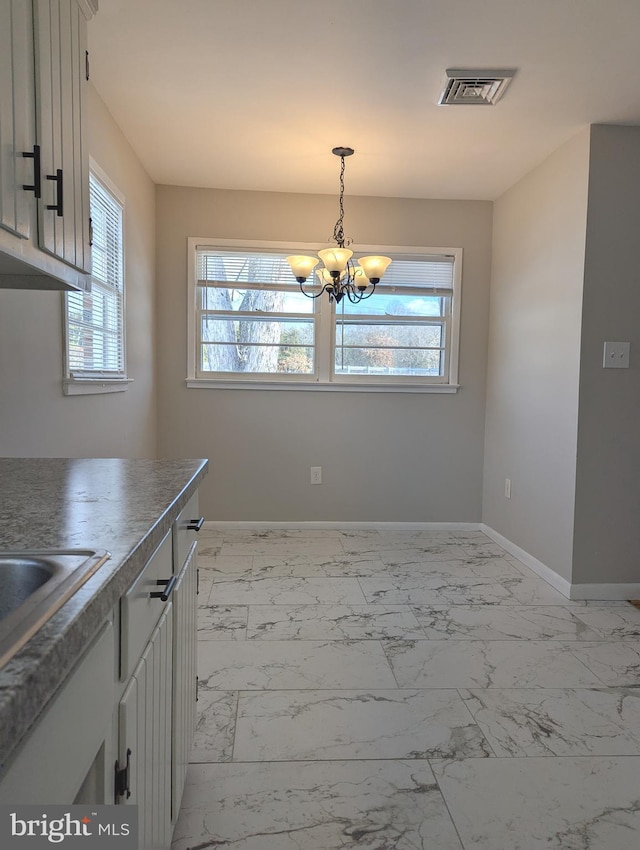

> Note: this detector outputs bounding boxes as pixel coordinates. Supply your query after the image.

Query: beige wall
[0,86,156,458]
[156,186,493,521]
[573,125,640,584]
[483,131,590,581]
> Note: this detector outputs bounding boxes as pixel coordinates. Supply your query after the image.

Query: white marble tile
[571,605,640,639]
[191,691,237,763]
[458,541,509,559]
[359,575,518,606]
[219,537,345,556]
[432,756,640,849]
[503,576,578,605]
[196,541,223,557]
[381,557,528,580]
[567,641,640,686]
[251,552,389,577]
[198,640,397,690]
[198,605,248,640]
[378,545,471,563]
[460,688,640,757]
[196,554,253,574]
[383,640,603,688]
[413,605,601,641]
[233,689,492,761]
[172,760,464,850]
[213,529,343,539]
[209,576,367,605]
[246,604,425,641]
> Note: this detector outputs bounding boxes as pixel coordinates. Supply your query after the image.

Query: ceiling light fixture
[286,147,392,303]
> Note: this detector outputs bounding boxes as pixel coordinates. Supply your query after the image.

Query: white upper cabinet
[34,0,91,273]
[0,0,35,240]
[0,0,97,291]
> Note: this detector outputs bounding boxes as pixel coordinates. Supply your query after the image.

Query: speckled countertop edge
[0,457,208,775]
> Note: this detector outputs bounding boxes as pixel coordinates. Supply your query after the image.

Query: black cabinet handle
[114,748,131,800]
[46,169,63,216]
[150,575,177,601]
[187,517,205,532]
[22,144,41,198]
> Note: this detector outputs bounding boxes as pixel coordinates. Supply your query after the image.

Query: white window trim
[186,237,462,393]
[63,159,130,396]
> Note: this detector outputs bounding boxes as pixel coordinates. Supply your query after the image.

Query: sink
[0,550,110,669]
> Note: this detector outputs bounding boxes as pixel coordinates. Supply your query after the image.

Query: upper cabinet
[0,0,97,291]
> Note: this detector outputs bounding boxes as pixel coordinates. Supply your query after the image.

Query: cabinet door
[33,0,90,272]
[172,541,198,820]
[118,605,173,850]
[0,0,35,239]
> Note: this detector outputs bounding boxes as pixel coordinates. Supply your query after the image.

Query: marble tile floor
[172,529,640,849]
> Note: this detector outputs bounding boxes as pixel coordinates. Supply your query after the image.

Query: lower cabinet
[118,605,173,850]
[0,487,202,849]
[116,494,201,850]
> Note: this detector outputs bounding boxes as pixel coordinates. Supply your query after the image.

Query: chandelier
[286,147,392,303]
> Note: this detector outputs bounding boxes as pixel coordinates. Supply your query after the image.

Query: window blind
[66,173,125,377]
[376,256,454,292]
[197,248,454,292]
[196,249,299,286]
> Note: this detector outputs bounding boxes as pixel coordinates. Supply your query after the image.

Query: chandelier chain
[332,154,347,248]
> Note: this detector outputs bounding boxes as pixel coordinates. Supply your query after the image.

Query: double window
[63,165,127,394]
[188,239,461,391]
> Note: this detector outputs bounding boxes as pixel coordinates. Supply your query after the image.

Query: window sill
[63,378,133,396]
[186,379,459,394]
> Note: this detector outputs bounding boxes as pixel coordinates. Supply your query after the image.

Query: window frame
[187,237,462,393]
[62,160,130,395]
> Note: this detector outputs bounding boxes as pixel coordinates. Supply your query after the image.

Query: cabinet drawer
[173,490,201,574]
[120,530,173,679]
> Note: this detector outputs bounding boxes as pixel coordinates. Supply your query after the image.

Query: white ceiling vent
[438,69,516,106]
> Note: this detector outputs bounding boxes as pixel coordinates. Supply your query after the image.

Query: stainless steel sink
[0,550,110,668]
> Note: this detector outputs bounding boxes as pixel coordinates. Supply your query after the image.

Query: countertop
[0,457,208,774]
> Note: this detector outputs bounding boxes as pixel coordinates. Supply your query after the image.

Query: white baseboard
[569,583,640,601]
[203,521,483,532]
[480,524,572,598]
[481,524,640,601]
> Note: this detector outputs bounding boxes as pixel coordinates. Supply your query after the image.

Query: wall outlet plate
[603,341,630,369]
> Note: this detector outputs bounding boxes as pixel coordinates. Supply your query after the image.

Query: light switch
[603,341,630,369]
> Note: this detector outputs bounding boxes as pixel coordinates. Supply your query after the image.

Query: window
[63,164,128,395]
[188,239,461,392]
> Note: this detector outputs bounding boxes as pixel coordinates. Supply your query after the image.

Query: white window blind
[65,172,125,378]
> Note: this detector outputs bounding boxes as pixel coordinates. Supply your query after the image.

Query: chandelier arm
[298,280,325,300]
[357,284,376,300]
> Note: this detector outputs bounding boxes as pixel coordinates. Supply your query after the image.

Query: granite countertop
[0,457,208,775]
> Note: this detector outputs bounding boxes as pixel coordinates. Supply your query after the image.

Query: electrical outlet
[310,466,322,485]
[504,478,511,499]
[603,341,630,369]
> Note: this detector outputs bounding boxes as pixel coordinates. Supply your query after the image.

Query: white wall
[156,187,493,521]
[483,131,590,581]
[572,125,640,585]
[0,86,156,458]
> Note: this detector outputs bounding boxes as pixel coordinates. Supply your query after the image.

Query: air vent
[438,69,516,106]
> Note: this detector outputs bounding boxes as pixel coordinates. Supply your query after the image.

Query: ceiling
[88,0,640,201]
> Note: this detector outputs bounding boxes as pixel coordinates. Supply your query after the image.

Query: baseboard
[480,524,572,598]
[202,520,483,532]
[569,583,640,601]
[481,524,640,601]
